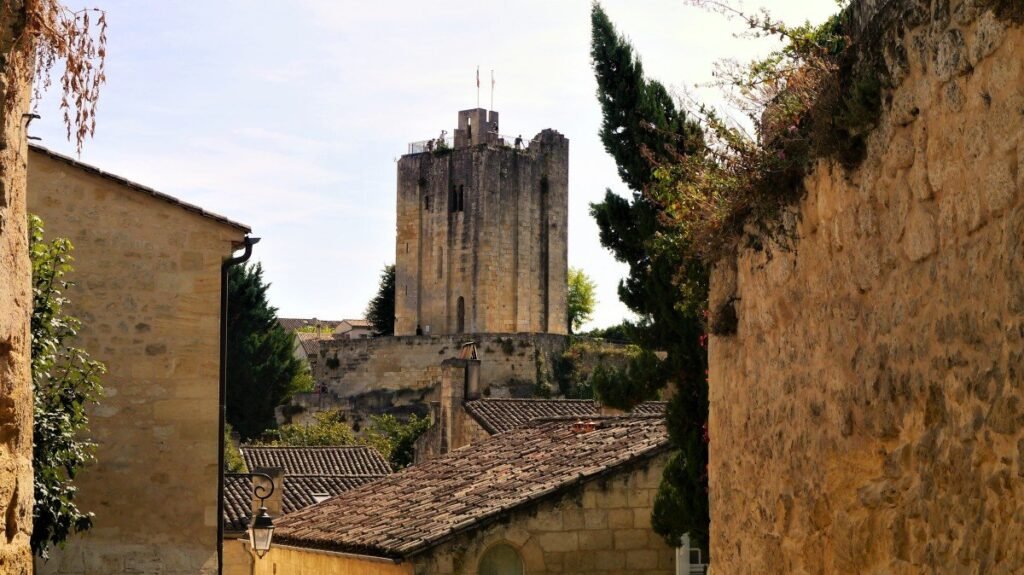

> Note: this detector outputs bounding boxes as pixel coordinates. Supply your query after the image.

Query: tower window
[424,195,431,212]
[456,296,465,334]
[450,185,465,213]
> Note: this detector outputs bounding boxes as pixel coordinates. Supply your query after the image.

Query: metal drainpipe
[218,236,259,574]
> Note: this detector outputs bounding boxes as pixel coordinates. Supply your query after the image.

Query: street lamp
[227,471,276,559]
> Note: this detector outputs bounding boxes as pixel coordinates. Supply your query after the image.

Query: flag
[491,70,495,89]
[476,66,480,88]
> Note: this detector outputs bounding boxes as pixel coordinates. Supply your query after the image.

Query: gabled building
[262,415,676,575]
[223,446,391,574]
[28,145,251,575]
[412,351,667,462]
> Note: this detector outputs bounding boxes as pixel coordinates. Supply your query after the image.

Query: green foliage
[591,349,665,408]
[29,214,105,559]
[590,3,710,552]
[581,321,634,343]
[257,409,356,446]
[225,423,247,473]
[226,263,306,441]
[361,414,432,470]
[365,264,396,336]
[567,267,597,334]
[591,2,704,192]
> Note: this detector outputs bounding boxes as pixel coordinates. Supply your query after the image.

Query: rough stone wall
[709,3,1024,573]
[412,453,673,575]
[28,150,248,574]
[0,4,34,573]
[314,332,568,404]
[394,111,569,337]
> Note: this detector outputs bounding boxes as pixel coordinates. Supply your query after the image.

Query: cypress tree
[226,263,305,441]
[589,2,711,552]
[365,264,396,336]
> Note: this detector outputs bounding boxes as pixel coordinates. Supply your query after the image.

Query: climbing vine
[650,0,887,262]
[29,214,104,559]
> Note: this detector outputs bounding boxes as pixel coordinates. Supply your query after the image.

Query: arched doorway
[478,543,523,575]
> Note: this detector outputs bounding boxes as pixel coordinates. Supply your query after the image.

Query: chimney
[250,467,284,520]
[440,358,469,454]
[459,341,481,400]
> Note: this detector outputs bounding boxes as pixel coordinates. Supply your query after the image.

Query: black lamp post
[227,471,276,559]
[247,472,276,559]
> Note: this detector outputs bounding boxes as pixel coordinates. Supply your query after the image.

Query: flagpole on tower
[490,70,494,111]
[476,66,480,108]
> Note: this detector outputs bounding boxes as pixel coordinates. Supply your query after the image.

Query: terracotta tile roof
[278,318,344,332]
[241,446,392,476]
[224,475,255,532]
[294,332,328,357]
[464,398,667,434]
[274,415,669,558]
[224,474,383,532]
[283,475,382,512]
[29,145,250,233]
[339,319,372,329]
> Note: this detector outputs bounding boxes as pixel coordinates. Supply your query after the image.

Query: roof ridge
[29,144,250,232]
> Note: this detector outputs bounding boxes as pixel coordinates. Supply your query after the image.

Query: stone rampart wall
[709,2,1024,572]
[321,332,569,399]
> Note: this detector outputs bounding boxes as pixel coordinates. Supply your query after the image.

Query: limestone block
[902,206,937,261]
[612,529,648,550]
[984,154,1017,213]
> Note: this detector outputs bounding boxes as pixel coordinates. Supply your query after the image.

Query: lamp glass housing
[249,507,275,559]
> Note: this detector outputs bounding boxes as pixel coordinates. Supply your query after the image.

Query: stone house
[260,415,676,574]
[413,353,666,462]
[223,446,391,574]
[27,145,250,574]
[335,318,373,339]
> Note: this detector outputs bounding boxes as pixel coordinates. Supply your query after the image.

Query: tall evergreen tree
[226,263,305,441]
[589,2,711,551]
[365,264,396,336]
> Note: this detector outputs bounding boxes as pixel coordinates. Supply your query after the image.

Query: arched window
[478,543,523,575]
[456,296,465,334]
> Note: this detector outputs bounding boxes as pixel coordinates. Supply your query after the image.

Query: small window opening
[424,195,431,211]
[456,296,465,334]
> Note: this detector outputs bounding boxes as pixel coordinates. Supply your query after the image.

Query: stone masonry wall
[412,452,673,575]
[0,5,34,572]
[394,117,569,337]
[292,333,570,423]
[28,149,248,574]
[709,3,1024,573]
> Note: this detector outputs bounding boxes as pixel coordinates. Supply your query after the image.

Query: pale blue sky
[32,1,837,330]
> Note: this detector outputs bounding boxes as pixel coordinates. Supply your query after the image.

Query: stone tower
[394,108,568,336]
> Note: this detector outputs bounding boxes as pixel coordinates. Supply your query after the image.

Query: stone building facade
[394,109,569,336]
[27,146,250,574]
[262,416,674,575]
[0,6,34,572]
[709,2,1024,573]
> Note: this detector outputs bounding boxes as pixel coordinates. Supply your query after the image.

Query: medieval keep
[394,109,569,336]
